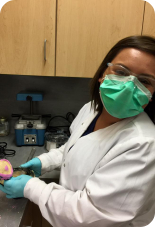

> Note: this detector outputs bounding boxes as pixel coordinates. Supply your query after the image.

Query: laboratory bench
[0,133,60,227]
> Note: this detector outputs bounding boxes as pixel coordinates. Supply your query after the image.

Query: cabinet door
[142,2,155,36]
[0,0,56,76]
[56,0,144,78]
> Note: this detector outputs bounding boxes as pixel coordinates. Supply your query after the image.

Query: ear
[98,77,103,83]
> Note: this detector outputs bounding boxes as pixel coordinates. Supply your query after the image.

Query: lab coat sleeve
[24,137,155,227]
[38,143,66,174]
[38,102,91,174]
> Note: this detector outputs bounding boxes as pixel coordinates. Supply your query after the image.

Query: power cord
[0,142,16,159]
[46,112,75,136]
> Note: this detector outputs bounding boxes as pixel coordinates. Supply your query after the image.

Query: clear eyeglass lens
[107,65,155,89]
[137,75,154,87]
[108,65,130,77]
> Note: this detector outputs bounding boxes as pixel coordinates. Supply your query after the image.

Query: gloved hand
[0,175,32,198]
[20,157,42,177]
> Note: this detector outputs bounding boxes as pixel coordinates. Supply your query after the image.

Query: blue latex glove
[20,157,42,177]
[0,175,32,198]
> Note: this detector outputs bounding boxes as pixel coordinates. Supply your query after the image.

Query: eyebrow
[116,63,155,80]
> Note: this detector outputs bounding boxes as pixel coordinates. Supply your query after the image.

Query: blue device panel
[17,92,43,101]
[15,129,45,146]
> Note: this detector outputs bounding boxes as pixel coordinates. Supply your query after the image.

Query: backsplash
[0,74,91,131]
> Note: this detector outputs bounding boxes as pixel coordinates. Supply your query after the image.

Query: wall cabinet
[0,0,153,78]
[56,0,144,78]
[0,0,56,76]
[142,2,155,36]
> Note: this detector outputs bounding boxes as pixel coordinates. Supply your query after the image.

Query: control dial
[27,122,33,128]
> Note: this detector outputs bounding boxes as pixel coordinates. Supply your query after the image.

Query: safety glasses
[106,63,155,90]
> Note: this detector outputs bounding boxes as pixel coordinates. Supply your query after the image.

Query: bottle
[0,117,9,136]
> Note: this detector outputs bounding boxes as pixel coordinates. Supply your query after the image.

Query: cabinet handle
[44,39,47,61]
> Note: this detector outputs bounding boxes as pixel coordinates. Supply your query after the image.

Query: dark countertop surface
[0,133,60,227]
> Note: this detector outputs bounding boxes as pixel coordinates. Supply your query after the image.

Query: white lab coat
[24,102,155,227]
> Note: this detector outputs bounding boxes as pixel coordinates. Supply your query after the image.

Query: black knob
[42,114,51,118]
[26,96,33,101]
[12,114,21,118]
[27,122,33,128]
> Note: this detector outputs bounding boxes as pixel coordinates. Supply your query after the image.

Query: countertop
[0,133,60,227]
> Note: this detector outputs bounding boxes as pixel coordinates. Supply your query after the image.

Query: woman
[1,35,155,227]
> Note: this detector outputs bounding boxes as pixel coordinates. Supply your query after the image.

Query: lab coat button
[64,163,65,167]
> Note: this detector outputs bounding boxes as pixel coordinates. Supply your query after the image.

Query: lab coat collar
[66,110,137,152]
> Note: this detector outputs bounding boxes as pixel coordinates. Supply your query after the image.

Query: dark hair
[90,35,155,123]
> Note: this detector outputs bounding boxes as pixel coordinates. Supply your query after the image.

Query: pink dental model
[0,159,13,180]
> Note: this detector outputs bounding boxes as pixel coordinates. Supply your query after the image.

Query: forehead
[111,48,155,77]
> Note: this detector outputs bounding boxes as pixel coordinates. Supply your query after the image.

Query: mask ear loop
[99,76,106,95]
[100,75,106,83]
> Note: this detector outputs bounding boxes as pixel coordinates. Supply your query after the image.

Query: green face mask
[99,74,152,119]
